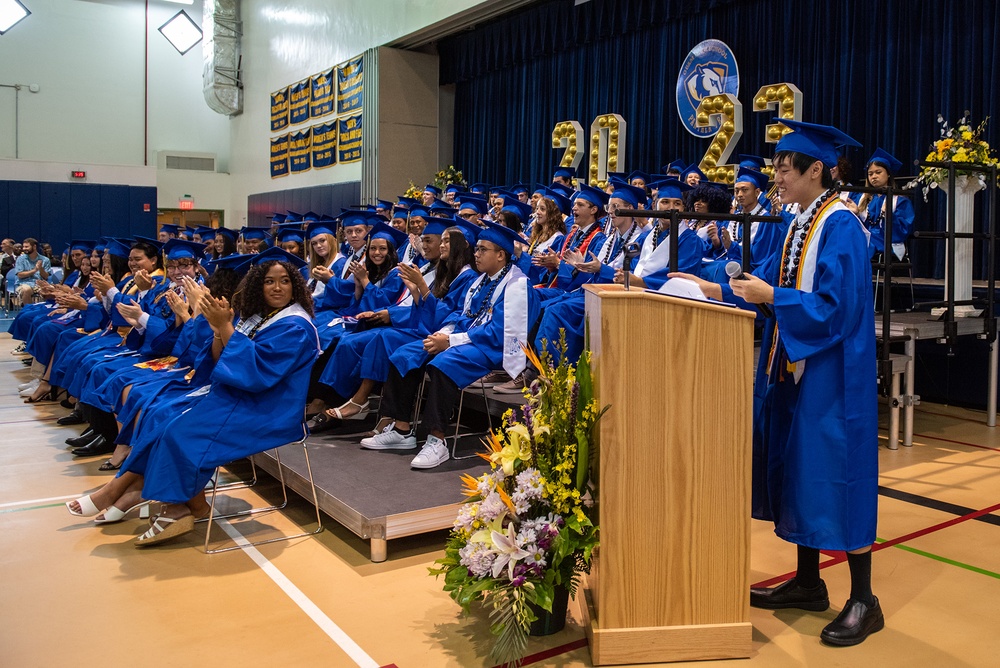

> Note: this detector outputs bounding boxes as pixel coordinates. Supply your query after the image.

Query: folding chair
[411,372,497,460]
[202,424,324,554]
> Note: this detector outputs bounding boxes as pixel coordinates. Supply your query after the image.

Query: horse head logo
[685,63,726,103]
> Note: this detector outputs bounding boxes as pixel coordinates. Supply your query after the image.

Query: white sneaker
[360,424,417,450]
[19,380,41,397]
[18,378,39,391]
[410,436,450,469]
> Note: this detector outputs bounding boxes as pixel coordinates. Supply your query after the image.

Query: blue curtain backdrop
[439,0,1000,279]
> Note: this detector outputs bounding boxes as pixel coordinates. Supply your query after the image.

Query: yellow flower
[962,131,973,141]
[938,138,954,151]
[954,149,969,162]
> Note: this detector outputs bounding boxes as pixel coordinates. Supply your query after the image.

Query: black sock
[796,545,821,589]
[847,550,875,606]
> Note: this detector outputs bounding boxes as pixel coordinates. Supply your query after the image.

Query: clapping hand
[164,289,189,319]
[89,272,114,294]
[133,269,153,292]
[56,293,88,310]
[397,262,427,299]
[311,265,333,283]
[116,301,145,328]
[532,249,560,269]
[564,249,602,273]
[198,294,233,331]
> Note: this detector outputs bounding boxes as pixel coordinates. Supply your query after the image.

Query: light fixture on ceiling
[0,0,31,35]
[158,9,202,55]
[163,0,195,5]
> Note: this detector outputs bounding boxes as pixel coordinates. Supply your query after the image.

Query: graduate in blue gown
[360,222,539,470]
[673,120,882,646]
[532,185,609,297]
[523,189,568,285]
[312,210,374,346]
[847,148,914,260]
[66,248,320,546]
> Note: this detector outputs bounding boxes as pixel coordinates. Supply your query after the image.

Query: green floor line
[876,537,1000,580]
[0,502,65,514]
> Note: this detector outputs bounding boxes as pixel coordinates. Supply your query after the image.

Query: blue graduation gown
[122,306,319,504]
[722,206,878,551]
[863,194,914,258]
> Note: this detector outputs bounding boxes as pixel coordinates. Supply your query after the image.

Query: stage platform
[251,383,525,562]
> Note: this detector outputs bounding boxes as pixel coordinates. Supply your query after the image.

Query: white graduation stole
[634,222,688,278]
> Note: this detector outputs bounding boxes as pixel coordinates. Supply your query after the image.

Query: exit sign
[70,170,86,180]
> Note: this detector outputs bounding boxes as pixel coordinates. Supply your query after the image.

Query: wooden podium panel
[581,284,755,665]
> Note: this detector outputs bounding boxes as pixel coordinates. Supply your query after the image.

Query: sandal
[66,494,102,517]
[98,459,122,472]
[134,514,195,547]
[329,399,370,421]
[95,500,151,525]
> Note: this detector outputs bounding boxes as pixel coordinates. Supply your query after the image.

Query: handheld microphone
[623,242,641,290]
[725,261,773,318]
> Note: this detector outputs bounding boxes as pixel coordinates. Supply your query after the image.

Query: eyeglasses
[473,245,497,255]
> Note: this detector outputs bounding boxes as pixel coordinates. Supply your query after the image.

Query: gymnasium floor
[1,330,998,668]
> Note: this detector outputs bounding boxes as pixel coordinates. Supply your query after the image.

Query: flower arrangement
[908,112,999,199]
[430,337,607,667]
[402,165,468,201]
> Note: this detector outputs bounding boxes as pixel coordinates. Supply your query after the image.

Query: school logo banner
[676,39,739,137]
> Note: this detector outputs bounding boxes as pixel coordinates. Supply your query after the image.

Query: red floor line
[491,637,589,668]
[751,500,1000,589]
[911,432,1000,452]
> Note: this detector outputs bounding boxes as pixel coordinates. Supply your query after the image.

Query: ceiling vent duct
[203,0,243,116]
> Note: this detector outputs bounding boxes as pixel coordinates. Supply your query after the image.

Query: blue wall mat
[129,187,157,239]
[39,183,73,251]
[8,181,41,242]
[70,184,102,245]
[100,185,130,240]
[0,181,9,241]
[247,182,361,228]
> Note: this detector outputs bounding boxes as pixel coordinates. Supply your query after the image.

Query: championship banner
[270,134,289,178]
[338,114,362,163]
[312,122,337,169]
[310,68,335,118]
[289,79,311,125]
[289,129,312,173]
[270,87,289,132]
[337,56,363,115]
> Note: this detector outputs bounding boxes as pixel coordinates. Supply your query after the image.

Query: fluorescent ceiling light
[0,0,30,35]
[164,1,195,5]
[158,9,202,55]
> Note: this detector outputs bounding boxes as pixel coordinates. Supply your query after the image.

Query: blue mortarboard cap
[270,213,288,224]
[69,239,94,253]
[609,181,648,208]
[285,210,304,223]
[607,171,627,181]
[241,226,270,241]
[500,198,533,223]
[479,220,527,256]
[162,238,206,260]
[572,183,611,208]
[421,215,454,237]
[178,228,194,240]
[105,239,132,259]
[159,224,180,236]
[452,219,482,246]
[735,167,769,191]
[703,181,731,191]
[207,253,254,276]
[194,226,216,241]
[361,205,379,213]
[548,182,575,199]
[376,199,394,211]
[469,183,490,194]
[368,221,408,248]
[774,119,861,168]
[509,183,529,195]
[682,164,708,182]
[867,148,902,174]
[552,165,575,180]
[335,209,373,229]
[94,238,108,253]
[444,183,465,194]
[407,206,429,219]
[532,183,547,195]
[306,219,338,239]
[423,184,442,197]
[663,160,687,173]
[738,154,766,170]
[133,236,165,251]
[649,178,693,201]
[302,211,320,222]
[397,196,419,208]
[276,224,306,244]
[457,196,489,215]
[540,187,572,215]
[392,206,409,220]
[215,227,238,243]
[249,245,308,269]
[627,170,651,185]
[429,199,455,214]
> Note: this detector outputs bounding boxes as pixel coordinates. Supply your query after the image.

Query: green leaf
[533,581,556,612]
[444,565,470,585]
[575,427,590,492]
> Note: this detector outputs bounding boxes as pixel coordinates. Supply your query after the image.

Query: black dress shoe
[72,435,113,457]
[60,398,76,409]
[821,597,884,646]
[750,578,830,611]
[65,428,96,447]
[57,410,85,426]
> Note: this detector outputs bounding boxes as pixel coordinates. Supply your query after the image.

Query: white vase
[936,175,986,317]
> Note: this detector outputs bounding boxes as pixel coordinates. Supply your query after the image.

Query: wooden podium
[580,284,755,665]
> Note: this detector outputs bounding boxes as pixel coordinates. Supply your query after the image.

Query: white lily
[490,523,531,580]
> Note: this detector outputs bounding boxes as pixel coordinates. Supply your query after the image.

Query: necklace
[247,307,283,339]
[465,263,511,324]
[779,188,838,289]
[602,222,638,264]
